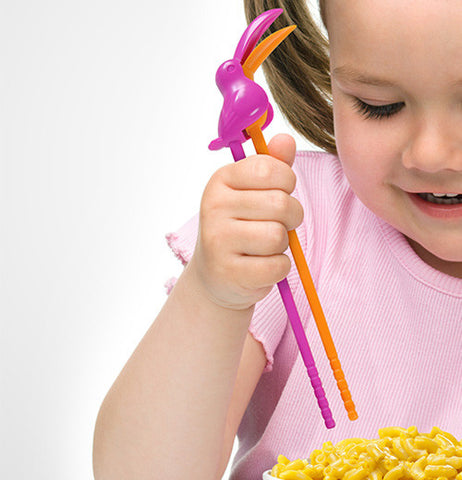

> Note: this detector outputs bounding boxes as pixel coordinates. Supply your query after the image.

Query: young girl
[93,1,462,479]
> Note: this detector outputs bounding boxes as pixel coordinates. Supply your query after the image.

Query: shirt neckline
[377,217,462,298]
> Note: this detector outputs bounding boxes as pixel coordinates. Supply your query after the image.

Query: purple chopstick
[228,141,334,429]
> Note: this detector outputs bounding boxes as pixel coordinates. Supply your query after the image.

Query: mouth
[408,192,462,219]
[416,192,462,205]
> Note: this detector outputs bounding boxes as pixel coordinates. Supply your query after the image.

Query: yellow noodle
[269,427,461,480]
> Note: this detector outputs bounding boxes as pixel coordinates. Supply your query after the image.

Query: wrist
[185,252,255,313]
[177,256,255,323]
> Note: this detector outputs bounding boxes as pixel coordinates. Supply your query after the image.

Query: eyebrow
[333,65,462,89]
[332,65,398,87]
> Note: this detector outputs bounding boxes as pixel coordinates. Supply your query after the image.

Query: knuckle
[208,164,233,190]
[251,156,274,184]
[280,254,292,278]
[272,255,291,282]
[253,260,273,285]
[200,194,220,221]
[207,165,226,186]
[286,168,297,193]
[247,255,291,289]
[201,178,231,219]
[292,198,305,228]
[267,222,288,251]
[269,189,291,215]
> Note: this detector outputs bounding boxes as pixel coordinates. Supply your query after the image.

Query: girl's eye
[354,98,405,120]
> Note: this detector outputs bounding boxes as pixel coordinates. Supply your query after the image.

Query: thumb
[267,133,296,168]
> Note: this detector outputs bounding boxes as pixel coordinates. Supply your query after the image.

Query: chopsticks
[246,124,357,421]
[228,139,335,429]
[209,8,357,425]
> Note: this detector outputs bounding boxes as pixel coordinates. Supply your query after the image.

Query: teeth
[418,192,462,205]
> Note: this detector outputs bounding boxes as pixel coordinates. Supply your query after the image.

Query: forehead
[326,0,462,79]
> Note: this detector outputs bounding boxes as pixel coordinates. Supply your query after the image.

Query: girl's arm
[92,257,267,480]
[218,330,267,478]
[93,134,299,480]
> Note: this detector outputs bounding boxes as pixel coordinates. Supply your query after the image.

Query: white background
[1,1,321,478]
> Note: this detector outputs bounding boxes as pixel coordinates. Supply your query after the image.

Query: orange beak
[242,25,296,133]
[242,25,297,80]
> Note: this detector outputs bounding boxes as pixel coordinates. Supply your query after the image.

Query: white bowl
[262,470,278,480]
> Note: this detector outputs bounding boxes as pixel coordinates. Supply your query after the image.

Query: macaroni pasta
[270,427,462,480]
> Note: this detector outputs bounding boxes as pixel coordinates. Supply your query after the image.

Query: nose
[401,114,462,173]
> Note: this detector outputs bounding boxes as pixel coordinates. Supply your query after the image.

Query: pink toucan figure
[208,9,280,152]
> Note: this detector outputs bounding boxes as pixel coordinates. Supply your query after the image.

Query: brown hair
[243,0,336,154]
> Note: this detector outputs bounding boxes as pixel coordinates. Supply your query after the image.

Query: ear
[233,8,282,64]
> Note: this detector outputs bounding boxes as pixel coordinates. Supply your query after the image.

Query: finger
[267,133,296,168]
[229,220,289,256]
[220,154,297,193]
[233,254,292,289]
[227,190,304,231]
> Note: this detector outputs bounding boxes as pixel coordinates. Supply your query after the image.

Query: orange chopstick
[246,123,358,421]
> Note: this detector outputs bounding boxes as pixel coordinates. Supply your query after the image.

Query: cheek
[333,98,399,179]
[333,102,378,188]
[332,100,397,213]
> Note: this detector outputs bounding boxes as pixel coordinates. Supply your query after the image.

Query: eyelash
[354,98,405,120]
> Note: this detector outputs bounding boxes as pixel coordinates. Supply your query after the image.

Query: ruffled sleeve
[165,213,199,267]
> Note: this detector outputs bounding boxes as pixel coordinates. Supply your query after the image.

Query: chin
[432,248,462,264]
[406,234,462,266]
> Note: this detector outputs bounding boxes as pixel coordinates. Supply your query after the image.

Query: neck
[405,237,462,279]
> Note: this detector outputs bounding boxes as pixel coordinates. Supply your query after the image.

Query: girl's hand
[189,134,304,311]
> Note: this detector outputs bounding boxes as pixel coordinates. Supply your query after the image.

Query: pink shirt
[166,151,462,480]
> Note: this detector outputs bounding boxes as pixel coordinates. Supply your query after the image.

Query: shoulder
[290,150,360,235]
[292,150,351,207]
[289,150,378,274]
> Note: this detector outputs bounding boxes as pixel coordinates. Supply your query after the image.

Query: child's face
[327,0,462,275]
